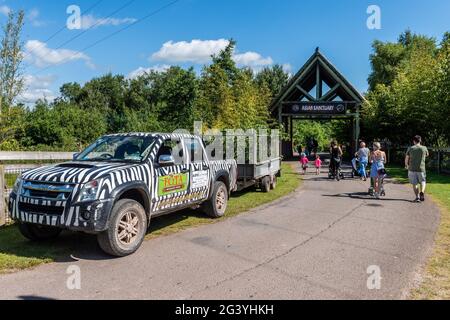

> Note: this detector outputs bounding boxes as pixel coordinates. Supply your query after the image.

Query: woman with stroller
[370,142,387,199]
[329,140,343,181]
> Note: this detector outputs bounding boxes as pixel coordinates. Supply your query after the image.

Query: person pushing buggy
[328,140,343,181]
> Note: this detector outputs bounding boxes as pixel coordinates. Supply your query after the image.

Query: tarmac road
[0,163,440,299]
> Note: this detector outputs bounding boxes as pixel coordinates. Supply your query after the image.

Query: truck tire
[18,222,62,241]
[270,176,277,190]
[203,181,228,218]
[97,199,147,257]
[261,176,271,193]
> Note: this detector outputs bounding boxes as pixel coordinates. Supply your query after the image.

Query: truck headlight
[78,179,101,202]
[12,177,22,194]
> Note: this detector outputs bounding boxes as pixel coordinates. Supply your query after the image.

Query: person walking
[314,154,322,175]
[405,135,429,203]
[300,152,309,175]
[356,142,370,181]
[370,142,387,199]
[330,140,343,181]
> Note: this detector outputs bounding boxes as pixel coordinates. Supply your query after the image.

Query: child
[300,153,309,175]
[314,154,322,175]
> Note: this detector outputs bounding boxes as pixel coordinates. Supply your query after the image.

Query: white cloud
[233,51,273,69]
[27,8,45,27]
[127,65,171,79]
[18,74,57,104]
[151,39,274,70]
[151,39,230,64]
[80,14,137,29]
[24,40,94,68]
[0,5,11,16]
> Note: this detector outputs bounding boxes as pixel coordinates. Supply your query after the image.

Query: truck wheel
[203,181,228,218]
[261,176,271,193]
[270,176,277,190]
[97,199,147,257]
[18,223,62,241]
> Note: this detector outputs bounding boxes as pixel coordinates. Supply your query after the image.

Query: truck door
[184,137,210,203]
[152,137,190,213]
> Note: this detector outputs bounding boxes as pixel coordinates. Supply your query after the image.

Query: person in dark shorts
[405,135,429,203]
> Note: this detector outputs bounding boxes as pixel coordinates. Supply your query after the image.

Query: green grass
[5,173,18,188]
[147,163,301,239]
[388,167,450,299]
[0,163,301,273]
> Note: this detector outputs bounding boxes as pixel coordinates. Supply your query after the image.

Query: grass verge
[388,167,450,299]
[0,163,301,273]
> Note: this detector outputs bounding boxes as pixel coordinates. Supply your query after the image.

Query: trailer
[237,157,282,192]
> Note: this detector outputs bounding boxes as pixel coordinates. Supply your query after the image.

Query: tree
[135,66,198,131]
[367,30,436,91]
[0,10,25,113]
[194,40,272,130]
[364,31,450,147]
[255,64,289,98]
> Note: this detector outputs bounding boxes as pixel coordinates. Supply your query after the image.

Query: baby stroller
[368,170,387,197]
[328,159,344,181]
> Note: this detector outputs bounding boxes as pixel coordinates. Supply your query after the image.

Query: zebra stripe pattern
[11,133,237,230]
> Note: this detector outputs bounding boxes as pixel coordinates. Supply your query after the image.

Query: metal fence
[386,147,450,175]
[0,151,74,226]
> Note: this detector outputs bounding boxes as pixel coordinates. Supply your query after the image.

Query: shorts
[302,165,308,170]
[408,171,426,185]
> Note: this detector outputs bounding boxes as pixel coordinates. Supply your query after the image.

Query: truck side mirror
[158,154,175,167]
[73,153,80,160]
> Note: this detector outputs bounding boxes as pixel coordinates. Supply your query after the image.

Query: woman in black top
[330,140,343,180]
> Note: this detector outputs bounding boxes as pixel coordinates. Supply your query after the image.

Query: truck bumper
[9,192,114,233]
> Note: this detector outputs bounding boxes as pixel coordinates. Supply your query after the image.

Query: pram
[368,171,387,197]
[328,159,344,180]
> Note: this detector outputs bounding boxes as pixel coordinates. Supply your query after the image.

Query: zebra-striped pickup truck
[9,133,237,256]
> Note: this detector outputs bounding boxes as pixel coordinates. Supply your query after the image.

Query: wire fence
[386,147,450,175]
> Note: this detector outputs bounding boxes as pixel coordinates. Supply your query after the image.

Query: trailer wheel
[203,181,228,218]
[261,176,271,193]
[97,199,147,257]
[18,223,62,241]
[270,176,277,190]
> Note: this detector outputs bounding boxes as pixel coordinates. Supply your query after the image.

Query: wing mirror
[158,154,175,166]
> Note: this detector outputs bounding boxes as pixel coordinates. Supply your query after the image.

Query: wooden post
[0,165,5,226]
[437,150,441,175]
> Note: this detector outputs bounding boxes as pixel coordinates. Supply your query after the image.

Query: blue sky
[2,0,449,103]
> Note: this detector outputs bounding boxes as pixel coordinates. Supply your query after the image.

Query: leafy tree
[135,66,198,131]
[255,64,289,98]
[364,31,450,147]
[0,9,25,113]
[367,30,436,91]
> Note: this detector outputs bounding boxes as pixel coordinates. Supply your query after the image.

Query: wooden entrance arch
[270,48,365,158]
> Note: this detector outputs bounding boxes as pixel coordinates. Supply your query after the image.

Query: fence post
[437,150,441,175]
[0,165,5,226]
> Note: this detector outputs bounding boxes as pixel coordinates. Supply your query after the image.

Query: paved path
[0,163,440,299]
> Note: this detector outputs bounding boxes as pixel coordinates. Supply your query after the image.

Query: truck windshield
[75,136,156,162]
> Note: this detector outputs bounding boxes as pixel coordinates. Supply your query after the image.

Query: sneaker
[415,198,421,203]
[420,192,425,202]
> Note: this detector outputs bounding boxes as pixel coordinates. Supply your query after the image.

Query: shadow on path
[322,192,414,203]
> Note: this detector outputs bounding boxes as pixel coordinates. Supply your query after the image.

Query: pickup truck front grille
[18,203,65,216]
[20,180,74,201]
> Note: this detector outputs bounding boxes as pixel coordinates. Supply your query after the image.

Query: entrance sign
[286,102,347,115]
